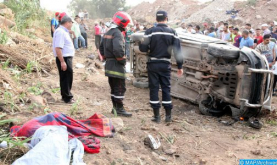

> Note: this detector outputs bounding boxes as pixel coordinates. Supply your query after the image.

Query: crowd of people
[176,21,277,95]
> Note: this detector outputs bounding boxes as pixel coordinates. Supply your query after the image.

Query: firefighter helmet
[112,11,132,29]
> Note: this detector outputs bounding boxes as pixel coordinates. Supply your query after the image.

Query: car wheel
[198,101,213,116]
[207,43,240,60]
[133,78,149,88]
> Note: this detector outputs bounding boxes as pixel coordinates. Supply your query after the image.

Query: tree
[69,0,127,19]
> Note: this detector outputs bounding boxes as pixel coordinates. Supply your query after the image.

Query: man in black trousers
[53,15,75,104]
[139,11,183,123]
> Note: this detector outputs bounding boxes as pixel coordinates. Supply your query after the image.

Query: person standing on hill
[208,27,216,38]
[53,15,75,104]
[99,11,133,117]
[254,28,264,47]
[94,22,102,51]
[233,28,242,48]
[262,24,271,36]
[80,19,88,48]
[51,12,60,38]
[71,16,86,50]
[139,11,183,123]
[221,25,231,41]
[255,34,276,68]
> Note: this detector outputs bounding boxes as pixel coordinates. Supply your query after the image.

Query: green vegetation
[266,119,277,126]
[27,83,43,95]
[3,90,20,113]
[0,30,8,45]
[69,0,129,19]
[247,0,257,6]
[0,113,16,126]
[4,0,48,34]
[70,99,80,115]
[51,88,60,94]
[2,59,10,70]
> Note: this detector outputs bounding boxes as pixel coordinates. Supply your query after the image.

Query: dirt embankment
[128,0,277,27]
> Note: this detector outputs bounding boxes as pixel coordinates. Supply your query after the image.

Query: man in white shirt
[53,15,75,104]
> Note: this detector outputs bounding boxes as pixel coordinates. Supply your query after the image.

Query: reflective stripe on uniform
[143,32,179,39]
[105,70,126,77]
[150,101,160,104]
[162,101,172,104]
[150,57,171,62]
[111,94,125,99]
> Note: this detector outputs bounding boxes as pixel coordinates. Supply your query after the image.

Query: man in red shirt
[255,28,263,47]
[233,28,241,48]
[94,22,102,51]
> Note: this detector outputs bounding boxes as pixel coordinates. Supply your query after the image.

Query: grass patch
[70,99,80,116]
[27,82,43,95]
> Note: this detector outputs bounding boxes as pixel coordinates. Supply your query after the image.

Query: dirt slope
[128,0,207,24]
[128,0,277,27]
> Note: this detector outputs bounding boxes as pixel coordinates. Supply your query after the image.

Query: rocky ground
[128,0,277,28]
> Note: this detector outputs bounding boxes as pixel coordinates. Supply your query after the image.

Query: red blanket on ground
[10,112,115,154]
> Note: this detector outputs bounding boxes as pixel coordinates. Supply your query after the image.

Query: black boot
[165,109,172,122]
[114,103,132,117]
[151,109,161,123]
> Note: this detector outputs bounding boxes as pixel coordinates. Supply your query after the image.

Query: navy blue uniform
[139,23,183,110]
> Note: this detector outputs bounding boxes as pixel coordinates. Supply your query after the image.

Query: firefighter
[100,11,132,117]
[139,11,183,123]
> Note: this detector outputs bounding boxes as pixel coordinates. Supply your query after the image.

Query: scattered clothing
[10,112,115,154]
[239,37,254,49]
[12,126,85,165]
[78,136,100,154]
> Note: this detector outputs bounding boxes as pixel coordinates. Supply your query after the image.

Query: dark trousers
[108,77,126,106]
[81,33,88,48]
[95,35,101,50]
[148,61,172,110]
[273,75,277,92]
[56,57,73,102]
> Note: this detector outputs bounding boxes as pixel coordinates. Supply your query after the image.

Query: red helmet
[112,11,132,29]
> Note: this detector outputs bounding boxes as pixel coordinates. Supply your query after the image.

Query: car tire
[207,43,240,60]
[198,102,213,116]
[133,79,149,88]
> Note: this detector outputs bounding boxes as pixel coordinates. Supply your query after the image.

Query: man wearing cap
[139,11,183,123]
[53,15,75,104]
[262,24,271,36]
[51,12,60,38]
